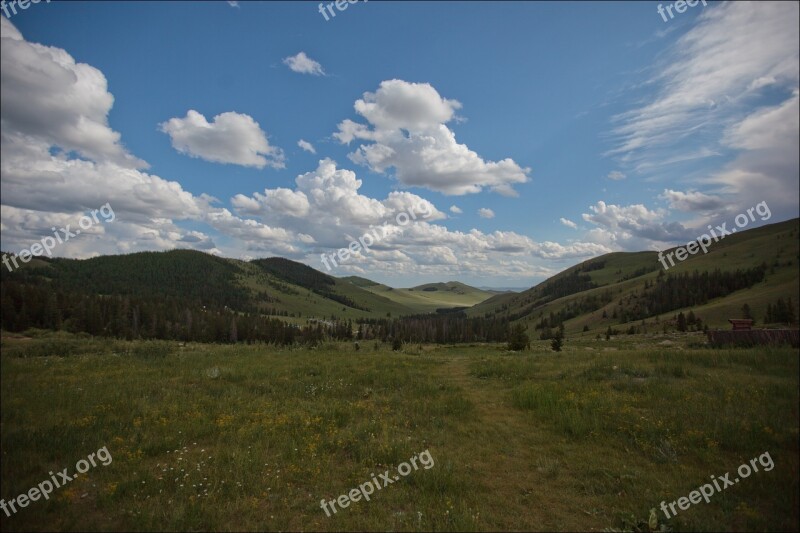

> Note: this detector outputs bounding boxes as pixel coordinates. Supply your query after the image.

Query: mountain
[470,218,799,334]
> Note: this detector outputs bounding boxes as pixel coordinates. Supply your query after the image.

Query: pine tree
[676,312,687,332]
[507,323,529,351]
[551,323,564,352]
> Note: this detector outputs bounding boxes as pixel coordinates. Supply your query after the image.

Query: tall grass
[1,336,797,531]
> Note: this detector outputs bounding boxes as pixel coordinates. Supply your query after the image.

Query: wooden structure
[728,319,754,331]
[707,318,799,348]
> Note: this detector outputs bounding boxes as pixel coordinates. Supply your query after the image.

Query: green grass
[1,333,797,531]
[358,282,497,313]
[470,218,799,335]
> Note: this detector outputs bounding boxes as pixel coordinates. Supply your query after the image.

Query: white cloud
[0,20,617,283]
[283,52,325,76]
[335,80,530,196]
[227,1,239,7]
[232,159,610,277]
[530,240,610,260]
[478,208,495,219]
[607,171,626,181]
[660,189,725,212]
[0,19,301,260]
[232,158,446,241]
[297,139,316,154]
[560,217,577,229]
[609,1,798,184]
[0,18,146,169]
[709,90,800,221]
[449,205,462,214]
[582,201,691,248]
[160,110,285,169]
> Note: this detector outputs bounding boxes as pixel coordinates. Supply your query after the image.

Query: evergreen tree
[551,323,564,352]
[676,312,687,332]
[741,303,754,324]
[508,323,530,351]
[786,298,796,324]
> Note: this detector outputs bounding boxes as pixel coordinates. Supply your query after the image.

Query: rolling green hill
[342,278,499,314]
[2,218,797,339]
[0,250,416,324]
[340,276,380,288]
[470,218,800,335]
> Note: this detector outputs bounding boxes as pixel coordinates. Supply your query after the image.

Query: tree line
[356,312,510,344]
[0,280,357,345]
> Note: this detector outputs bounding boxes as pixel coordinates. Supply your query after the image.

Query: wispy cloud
[608,2,798,178]
[660,189,725,212]
[560,217,577,229]
[606,170,626,181]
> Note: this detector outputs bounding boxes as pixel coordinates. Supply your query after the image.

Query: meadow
[1,331,797,531]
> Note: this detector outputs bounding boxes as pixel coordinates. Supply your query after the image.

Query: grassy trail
[433,355,601,531]
[2,338,797,531]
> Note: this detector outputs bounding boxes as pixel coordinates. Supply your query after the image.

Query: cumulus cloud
[297,139,316,154]
[232,159,610,278]
[232,158,446,243]
[0,18,146,169]
[0,19,616,283]
[159,110,285,169]
[449,205,462,214]
[560,217,577,229]
[0,19,301,260]
[334,79,530,196]
[582,200,692,249]
[478,208,495,219]
[660,189,725,212]
[283,52,325,76]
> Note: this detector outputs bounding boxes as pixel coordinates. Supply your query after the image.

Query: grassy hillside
[2,218,796,334]
[1,250,416,323]
[344,279,498,314]
[471,218,800,335]
[340,276,380,288]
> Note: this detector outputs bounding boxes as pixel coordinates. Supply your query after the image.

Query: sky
[1,0,798,288]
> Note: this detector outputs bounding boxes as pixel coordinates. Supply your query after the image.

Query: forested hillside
[471,218,800,335]
[1,218,797,344]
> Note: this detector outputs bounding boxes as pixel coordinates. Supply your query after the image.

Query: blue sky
[1,1,798,287]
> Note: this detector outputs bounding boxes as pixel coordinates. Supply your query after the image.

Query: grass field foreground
[1,333,798,531]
